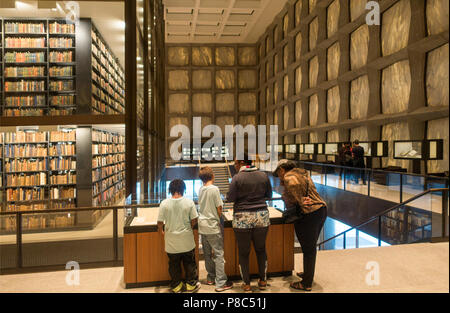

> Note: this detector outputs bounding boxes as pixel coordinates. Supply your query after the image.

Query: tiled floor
[1,242,448,293]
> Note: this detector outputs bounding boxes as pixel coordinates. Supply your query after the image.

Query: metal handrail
[317,188,449,249]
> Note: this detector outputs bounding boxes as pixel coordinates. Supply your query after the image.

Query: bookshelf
[1,18,125,116]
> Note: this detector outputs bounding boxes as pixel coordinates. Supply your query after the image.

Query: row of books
[48,108,76,115]
[49,37,74,48]
[49,173,76,185]
[5,23,45,34]
[49,144,75,156]
[5,37,46,48]
[92,164,125,182]
[49,22,75,34]
[5,159,47,172]
[49,66,73,77]
[91,30,124,79]
[2,109,44,117]
[6,173,47,187]
[49,51,73,62]
[49,158,76,171]
[92,72,124,101]
[6,188,45,201]
[4,66,45,77]
[2,214,76,231]
[50,187,76,199]
[50,95,75,106]
[5,95,46,106]
[5,203,47,213]
[98,172,125,194]
[4,80,45,92]
[91,56,124,90]
[4,131,47,143]
[49,80,74,91]
[92,144,125,155]
[5,145,48,158]
[92,97,121,115]
[92,155,125,168]
[92,130,125,143]
[93,180,125,206]
[49,130,76,142]
[4,52,45,63]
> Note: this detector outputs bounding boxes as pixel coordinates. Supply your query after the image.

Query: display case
[325,143,339,155]
[394,141,424,160]
[285,144,297,160]
[373,141,388,157]
[426,139,444,160]
[304,143,315,155]
[359,142,372,157]
[316,143,324,155]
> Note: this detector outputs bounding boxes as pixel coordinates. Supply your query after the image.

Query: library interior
[0,0,448,294]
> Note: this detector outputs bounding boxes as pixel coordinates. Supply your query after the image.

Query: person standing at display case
[227,154,272,292]
[273,160,327,292]
[157,179,201,293]
[198,167,233,292]
[352,140,366,185]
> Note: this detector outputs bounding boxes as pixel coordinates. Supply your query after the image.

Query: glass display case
[325,143,339,155]
[394,141,423,160]
[276,145,284,153]
[317,143,324,154]
[427,139,444,160]
[299,144,304,154]
[286,144,297,154]
[373,141,388,157]
[359,142,372,157]
[304,144,315,154]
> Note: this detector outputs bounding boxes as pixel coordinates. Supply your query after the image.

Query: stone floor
[1,242,448,293]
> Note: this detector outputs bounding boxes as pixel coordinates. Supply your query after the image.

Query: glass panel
[402,175,425,202]
[0,214,17,269]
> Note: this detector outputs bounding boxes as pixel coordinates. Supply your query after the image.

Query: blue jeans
[201,233,227,288]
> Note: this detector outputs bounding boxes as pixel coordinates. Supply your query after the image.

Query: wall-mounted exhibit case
[0,18,125,116]
[394,140,443,160]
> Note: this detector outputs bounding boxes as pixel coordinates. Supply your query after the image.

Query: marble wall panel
[215,47,235,66]
[192,47,212,66]
[192,70,212,89]
[350,0,368,21]
[296,66,302,94]
[295,0,302,26]
[238,47,257,66]
[216,93,235,112]
[309,94,319,126]
[382,122,410,169]
[350,25,369,70]
[327,86,340,124]
[327,42,340,80]
[309,56,319,88]
[284,75,289,100]
[327,0,340,37]
[295,32,302,61]
[427,117,449,173]
[239,115,256,126]
[381,0,411,56]
[274,53,279,74]
[350,75,369,119]
[274,81,279,104]
[350,126,369,142]
[327,129,340,142]
[239,93,257,112]
[284,105,290,130]
[192,93,212,113]
[295,100,302,128]
[310,132,319,143]
[168,94,189,114]
[309,17,318,51]
[216,70,235,89]
[168,47,189,66]
[283,45,289,70]
[216,116,235,133]
[274,25,280,45]
[168,70,189,90]
[283,14,289,39]
[169,117,189,134]
[426,0,449,35]
[309,0,317,14]
[382,60,411,114]
[238,70,258,89]
[426,44,449,107]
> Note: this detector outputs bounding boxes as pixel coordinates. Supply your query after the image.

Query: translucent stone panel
[274,82,279,104]
[283,45,289,70]
[382,60,411,114]
[350,75,369,119]
[238,47,257,66]
[427,117,449,173]
[215,47,235,66]
[216,116,235,133]
[266,87,271,106]
[284,105,290,130]
[327,86,340,124]
[295,32,302,61]
[310,132,319,143]
[309,94,319,126]
[427,0,449,35]
[327,42,340,80]
[350,0,368,21]
[192,70,212,90]
[168,70,189,90]
[192,47,212,66]
[216,93,235,112]
[201,117,212,131]
[309,0,317,14]
[295,100,302,128]
[382,0,411,56]
[265,61,270,81]
[284,75,289,100]
[295,0,302,26]
[295,66,302,94]
[274,110,279,125]
[274,54,279,74]
[274,25,280,45]
[168,94,189,114]
[239,93,257,112]
[239,115,256,126]
[192,94,212,113]
[216,70,235,90]
[327,0,340,38]
[266,111,273,125]
[265,36,270,55]
[259,44,263,59]
[309,56,319,88]
[350,25,369,70]
[382,122,410,168]
[350,126,369,142]
[283,14,289,39]
[168,47,189,66]
[309,18,318,51]
[169,117,189,133]
[427,44,449,107]
[327,129,339,142]
[238,70,257,89]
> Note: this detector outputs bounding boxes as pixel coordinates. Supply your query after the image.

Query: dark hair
[236,152,253,166]
[168,179,186,195]
[278,160,297,173]
[353,140,359,145]
[199,167,214,183]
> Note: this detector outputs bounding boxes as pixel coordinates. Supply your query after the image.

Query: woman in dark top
[226,155,272,292]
